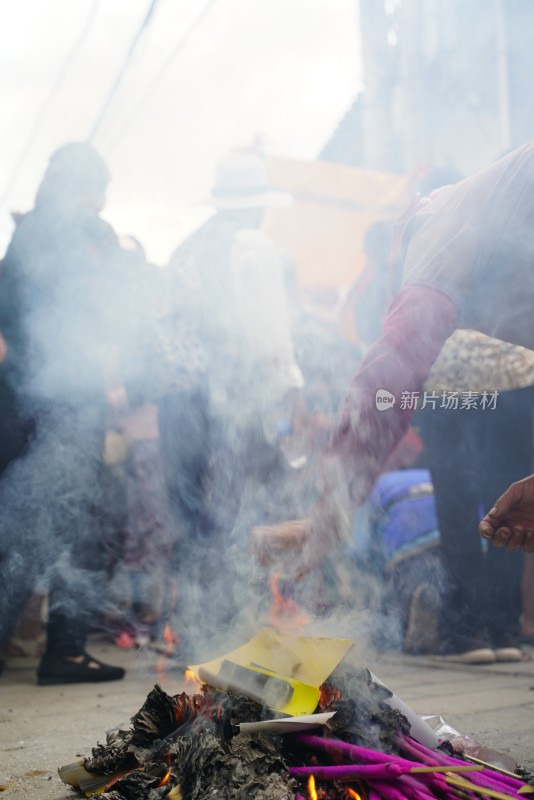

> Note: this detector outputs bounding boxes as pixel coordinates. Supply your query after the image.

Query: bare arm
[251,284,458,574]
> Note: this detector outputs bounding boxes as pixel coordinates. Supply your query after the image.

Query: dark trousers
[157,387,213,545]
[0,398,107,656]
[0,379,34,475]
[416,386,533,649]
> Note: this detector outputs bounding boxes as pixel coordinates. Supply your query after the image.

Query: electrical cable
[0,0,101,206]
[88,0,160,143]
[105,0,218,154]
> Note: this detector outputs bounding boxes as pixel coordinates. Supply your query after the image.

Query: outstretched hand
[250,519,317,580]
[479,474,534,552]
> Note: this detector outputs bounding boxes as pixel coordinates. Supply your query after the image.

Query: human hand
[250,519,310,567]
[251,497,352,581]
[479,474,534,553]
[250,516,336,581]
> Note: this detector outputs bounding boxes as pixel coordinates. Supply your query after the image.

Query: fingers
[504,527,534,552]
[505,526,526,552]
[484,480,525,525]
[491,527,512,548]
[507,528,534,553]
[479,519,497,540]
[479,522,534,552]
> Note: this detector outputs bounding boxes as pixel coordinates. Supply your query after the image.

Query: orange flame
[268,574,311,632]
[347,790,362,800]
[158,770,171,787]
[164,623,179,649]
[154,624,180,677]
[308,774,318,800]
[184,669,202,691]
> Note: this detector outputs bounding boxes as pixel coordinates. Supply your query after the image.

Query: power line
[106,0,219,154]
[88,0,160,143]
[1,0,101,206]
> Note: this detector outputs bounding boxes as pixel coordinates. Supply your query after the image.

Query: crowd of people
[0,139,533,685]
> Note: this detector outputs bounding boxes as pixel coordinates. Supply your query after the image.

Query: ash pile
[59,662,534,800]
[60,667,408,799]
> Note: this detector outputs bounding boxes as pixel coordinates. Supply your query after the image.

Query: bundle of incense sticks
[287,733,534,800]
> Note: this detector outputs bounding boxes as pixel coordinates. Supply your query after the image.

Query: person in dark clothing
[0,142,127,684]
[252,141,534,650]
[416,380,534,661]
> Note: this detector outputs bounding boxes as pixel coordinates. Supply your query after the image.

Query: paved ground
[0,636,533,799]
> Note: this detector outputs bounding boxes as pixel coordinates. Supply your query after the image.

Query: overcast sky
[1,0,362,264]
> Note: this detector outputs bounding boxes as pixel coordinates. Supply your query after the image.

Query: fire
[268,574,311,632]
[158,770,171,787]
[347,790,362,800]
[153,624,181,677]
[184,669,202,691]
[307,774,318,800]
[164,623,179,649]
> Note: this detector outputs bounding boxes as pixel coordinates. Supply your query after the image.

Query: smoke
[5,1,533,673]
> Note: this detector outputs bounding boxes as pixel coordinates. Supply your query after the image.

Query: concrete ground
[0,636,533,799]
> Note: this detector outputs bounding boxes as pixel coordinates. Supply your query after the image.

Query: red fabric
[325,284,458,506]
[384,425,424,472]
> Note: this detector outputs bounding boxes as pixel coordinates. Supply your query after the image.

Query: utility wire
[1,0,101,206]
[88,0,160,143]
[106,0,218,154]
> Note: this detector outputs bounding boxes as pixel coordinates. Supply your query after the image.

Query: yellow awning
[262,156,413,288]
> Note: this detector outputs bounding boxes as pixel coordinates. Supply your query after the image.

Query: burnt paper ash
[63,668,534,800]
[167,730,294,800]
[99,764,171,800]
[70,670,414,799]
[320,666,410,752]
[85,685,209,774]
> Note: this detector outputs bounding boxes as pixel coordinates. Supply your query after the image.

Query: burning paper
[59,673,534,800]
[188,626,354,715]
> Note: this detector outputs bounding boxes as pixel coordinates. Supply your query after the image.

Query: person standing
[0,142,129,684]
[165,152,305,655]
[251,141,534,611]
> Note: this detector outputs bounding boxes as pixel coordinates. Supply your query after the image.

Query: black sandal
[37,652,125,685]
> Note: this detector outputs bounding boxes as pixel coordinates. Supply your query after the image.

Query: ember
[59,664,534,800]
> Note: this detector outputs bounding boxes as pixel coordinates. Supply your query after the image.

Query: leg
[416,404,490,656]
[32,403,124,683]
[521,553,534,640]
[478,386,533,651]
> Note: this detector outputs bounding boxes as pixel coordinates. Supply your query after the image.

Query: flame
[154,624,180,677]
[307,774,318,800]
[268,574,311,632]
[158,770,171,787]
[164,623,179,649]
[184,669,202,691]
[347,790,362,800]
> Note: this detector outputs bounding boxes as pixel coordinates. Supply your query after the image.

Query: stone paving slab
[1,640,532,799]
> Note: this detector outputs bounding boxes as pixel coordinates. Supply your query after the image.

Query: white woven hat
[207,153,293,209]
